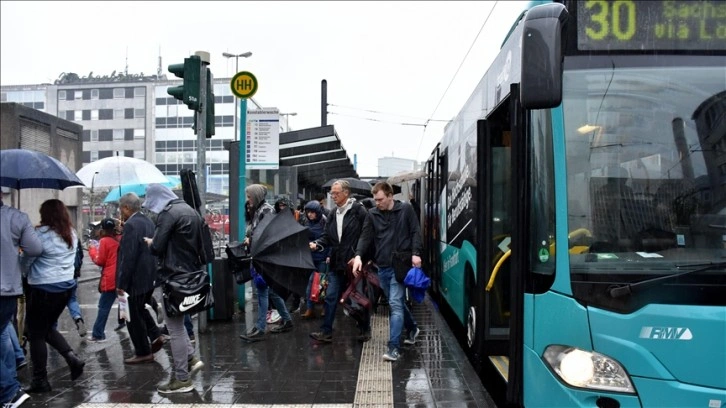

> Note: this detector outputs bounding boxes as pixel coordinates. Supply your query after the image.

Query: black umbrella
[322,177,372,197]
[1,149,85,190]
[250,211,315,296]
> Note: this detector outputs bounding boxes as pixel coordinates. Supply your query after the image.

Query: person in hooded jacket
[239,185,294,342]
[302,200,330,319]
[142,183,205,394]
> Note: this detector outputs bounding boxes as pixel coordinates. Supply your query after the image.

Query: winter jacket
[116,211,157,296]
[149,199,206,282]
[26,226,77,286]
[315,200,368,274]
[356,200,422,268]
[304,201,330,264]
[92,235,119,292]
[1,201,42,296]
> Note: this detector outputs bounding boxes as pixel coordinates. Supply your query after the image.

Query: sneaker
[4,388,29,408]
[75,318,87,337]
[403,327,421,345]
[239,327,265,342]
[187,356,204,376]
[266,309,281,324]
[156,377,193,394]
[382,349,400,362]
[85,335,106,343]
[309,331,333,343]
[289,300,301,314]
[270,320,293,334]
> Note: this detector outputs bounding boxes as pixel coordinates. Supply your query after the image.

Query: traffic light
[205,69,215,138]
[167,55,201,111]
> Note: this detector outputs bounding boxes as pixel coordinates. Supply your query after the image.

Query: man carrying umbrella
[239,184,295,342]
[1,187,42,407]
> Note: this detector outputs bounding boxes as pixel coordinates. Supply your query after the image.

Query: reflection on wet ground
[17,269,495,407]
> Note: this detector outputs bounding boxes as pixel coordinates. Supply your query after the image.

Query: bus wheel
[465,265,478,349]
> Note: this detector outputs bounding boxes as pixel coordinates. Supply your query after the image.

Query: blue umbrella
[0,149,85,190]
[102,176,179,203]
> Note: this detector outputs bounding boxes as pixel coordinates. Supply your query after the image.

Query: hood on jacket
[303,200,323,220]
[246,184,267,210]
[144,183,178,214]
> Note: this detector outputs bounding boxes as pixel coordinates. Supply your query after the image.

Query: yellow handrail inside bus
[486,249,511,291]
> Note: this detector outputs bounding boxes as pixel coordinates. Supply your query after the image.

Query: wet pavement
[15,261,495,407]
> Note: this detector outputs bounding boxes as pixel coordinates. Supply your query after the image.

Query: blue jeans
[92,292,116,339]
[320,270,343,335]
[255,285,290,331]
[378,267,416,352]
[65,284,82,320]
[0,296,20,403]
[5,324,23,364]
[306,261,328,310]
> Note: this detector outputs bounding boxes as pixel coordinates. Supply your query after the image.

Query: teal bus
[418,1,726,406]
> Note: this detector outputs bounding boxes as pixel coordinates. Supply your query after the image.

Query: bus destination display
[577,0,726,51]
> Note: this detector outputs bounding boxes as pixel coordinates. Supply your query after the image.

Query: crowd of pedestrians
[1,179,422,406]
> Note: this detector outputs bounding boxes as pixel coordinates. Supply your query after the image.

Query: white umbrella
[76,156,168,191]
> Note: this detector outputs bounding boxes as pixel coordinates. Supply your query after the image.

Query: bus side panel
[522,346,642,407]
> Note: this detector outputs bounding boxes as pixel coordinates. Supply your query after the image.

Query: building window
[113,129,124,141]
[74,110,82,121]
[134,128,145,139]
[134,87,145,97]
[90,151,99,162]
[58,110,66,119]
[114,109,124,119]
[91,110,98,120]
[125,108,134,119]
[133,150,145,159]
[91,129,98,142]
[113,88,124,99]
[91,89,99,99]
[134,108,145,118]
[66,111,74,121]
[58,90,66,100]
[75,91,83,100]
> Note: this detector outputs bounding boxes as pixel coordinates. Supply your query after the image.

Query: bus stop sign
[230,71,258,99]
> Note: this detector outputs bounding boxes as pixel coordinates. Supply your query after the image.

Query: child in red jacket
[87,218,120,342]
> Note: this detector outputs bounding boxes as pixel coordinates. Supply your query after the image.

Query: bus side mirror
[520,3,567,109]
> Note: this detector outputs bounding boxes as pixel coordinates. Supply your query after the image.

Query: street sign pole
[230,71,258,311]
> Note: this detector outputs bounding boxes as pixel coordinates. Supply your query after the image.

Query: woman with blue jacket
[23,199,85,393]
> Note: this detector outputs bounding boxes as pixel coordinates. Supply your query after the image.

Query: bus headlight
[543,345,636,394]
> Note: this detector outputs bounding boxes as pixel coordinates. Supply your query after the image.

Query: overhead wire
[415,1,500,159]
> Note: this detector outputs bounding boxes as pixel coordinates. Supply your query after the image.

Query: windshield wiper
[608,261,726,298]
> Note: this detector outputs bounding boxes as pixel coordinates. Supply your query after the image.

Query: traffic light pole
[195,51,210,334]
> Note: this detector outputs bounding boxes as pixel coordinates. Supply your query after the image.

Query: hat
[100,218,116,231]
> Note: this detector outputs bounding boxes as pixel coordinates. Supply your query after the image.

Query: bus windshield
[562,56,726,308]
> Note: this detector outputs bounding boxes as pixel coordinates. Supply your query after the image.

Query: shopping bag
[310,271,327,303]
[118,292,131,322]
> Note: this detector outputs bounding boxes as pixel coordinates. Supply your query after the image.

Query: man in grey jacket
[1,187,42,407]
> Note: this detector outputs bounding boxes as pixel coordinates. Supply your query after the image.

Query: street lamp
[280,112,297,132]
[222,51,253,141]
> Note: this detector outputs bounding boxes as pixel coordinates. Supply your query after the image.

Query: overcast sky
[1,1,526,177]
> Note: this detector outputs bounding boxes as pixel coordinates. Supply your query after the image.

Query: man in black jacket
[309,180,368,343]
[353,182,422,362]
[116,193,165,365]
[143,184,205,394]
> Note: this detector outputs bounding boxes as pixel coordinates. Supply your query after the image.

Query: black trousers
[26,286,73,378]
[127,290,161,357]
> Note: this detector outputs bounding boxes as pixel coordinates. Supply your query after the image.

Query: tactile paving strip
[353,308,393,407]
